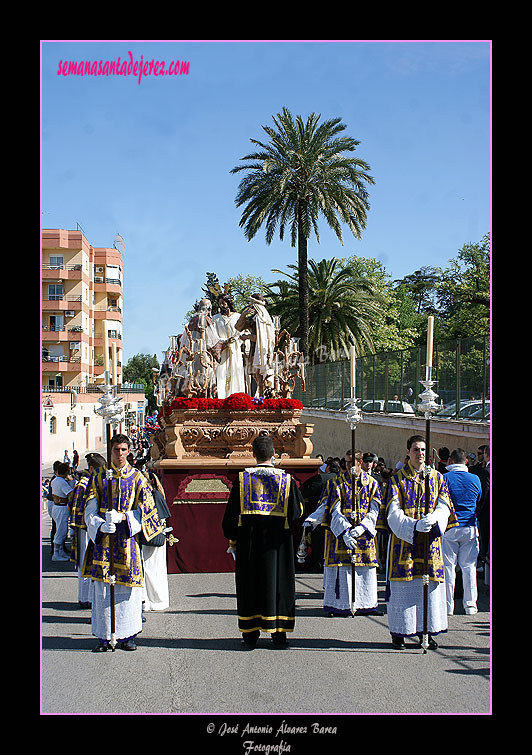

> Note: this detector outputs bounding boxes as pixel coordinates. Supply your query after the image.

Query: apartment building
[42,228,124,387]
[41,228,146,466]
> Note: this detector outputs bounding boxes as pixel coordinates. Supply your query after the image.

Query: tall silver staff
[417,316,440,654]
[345,346,363,615]
[93,372,125,651]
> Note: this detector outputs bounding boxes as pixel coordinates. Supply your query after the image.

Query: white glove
[106,509,122,524]
[343,531,357,549]
[100,521,116,534]
[303,519,317,530]
[415,515,434,533]
[352,525,365,539]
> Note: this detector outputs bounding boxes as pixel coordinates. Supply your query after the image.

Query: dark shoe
[417,635,438,649]
[391,636,405,650]
[354,608,384,616]
[118,639,137,651]
[92,642,109,653]
[272,632,289,648]
[241,630,259,649]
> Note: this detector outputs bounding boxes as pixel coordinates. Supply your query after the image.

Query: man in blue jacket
[443,448,482,615]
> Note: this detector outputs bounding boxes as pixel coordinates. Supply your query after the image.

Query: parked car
[362,400,415,415]
[435,399,490,420]
[310,397,361,410]
[465,404,490,422]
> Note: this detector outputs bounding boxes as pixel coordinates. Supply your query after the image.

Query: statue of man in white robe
[234,293,276,397]
[212,294,246,399]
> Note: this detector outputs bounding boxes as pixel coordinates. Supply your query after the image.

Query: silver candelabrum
[345,387,363,430]
[345,387,363,478]
[94,373,125,426]
[418,365,440,418]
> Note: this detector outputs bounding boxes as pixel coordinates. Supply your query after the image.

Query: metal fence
[292,335,490,422]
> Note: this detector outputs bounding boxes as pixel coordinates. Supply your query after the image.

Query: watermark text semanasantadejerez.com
[57,51,190,85]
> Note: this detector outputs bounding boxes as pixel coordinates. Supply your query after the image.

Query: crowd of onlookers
[305,444,490,588]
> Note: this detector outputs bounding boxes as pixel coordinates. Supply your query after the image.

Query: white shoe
[464,606,478,615]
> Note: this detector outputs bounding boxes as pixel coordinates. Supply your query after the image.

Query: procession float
[148,293,321,573]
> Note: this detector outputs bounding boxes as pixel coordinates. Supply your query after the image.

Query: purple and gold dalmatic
[384,462,458,582]
[68,472,92,568]
[238,468,291,527]
[81,463,162,588]
[323,470,381,568]
[69,472,91,530]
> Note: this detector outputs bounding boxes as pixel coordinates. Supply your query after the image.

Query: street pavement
[41,510,491,723]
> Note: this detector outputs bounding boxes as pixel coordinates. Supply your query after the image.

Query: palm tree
[230,107,375,358]
[263,258,385,363]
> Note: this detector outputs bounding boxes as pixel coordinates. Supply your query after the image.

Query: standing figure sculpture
[212,294,246,398]
[170,298,222,399]
[235,293,276,397]
[186,298,221,397]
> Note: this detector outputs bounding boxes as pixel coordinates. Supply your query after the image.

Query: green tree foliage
[223,273,267,313]
[436,233,490,339]
[339,256,420,352]
[263,257,384,362]
[393,233,490,343]
[122,353,159,410]
[231,107,375,358]
[393,266,441,314]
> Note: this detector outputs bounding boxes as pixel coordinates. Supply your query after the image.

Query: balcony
[42,355,82,363]
[42,295,86,313]
[42,326,85,332]
[42,264,85,284]
[93,304,122,313]
[43,295,83,302]
[42,327,87,345]
[42,263,83,271]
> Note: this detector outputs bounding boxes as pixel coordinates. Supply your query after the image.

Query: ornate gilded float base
[150,408,315,462]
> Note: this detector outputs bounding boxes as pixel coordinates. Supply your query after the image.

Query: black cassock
[222,465,304,636]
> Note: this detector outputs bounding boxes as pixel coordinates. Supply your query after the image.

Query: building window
[50,416,57,434]
[48,284,64,301]
[49,256,64,269]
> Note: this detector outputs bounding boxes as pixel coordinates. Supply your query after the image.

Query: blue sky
[41,40,491,365]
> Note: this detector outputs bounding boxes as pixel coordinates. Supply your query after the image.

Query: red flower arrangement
[260,398,303,411]
[168,397,225,412]
[223,392,256,411]
[163,394,302,414]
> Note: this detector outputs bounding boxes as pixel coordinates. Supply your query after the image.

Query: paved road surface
[41,511,491,726]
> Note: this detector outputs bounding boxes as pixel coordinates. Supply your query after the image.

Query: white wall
[42,398,106,468]
[41,391,145,469]
[302,409,490,469]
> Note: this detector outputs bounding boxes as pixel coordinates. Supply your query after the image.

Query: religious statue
[212,294,246,399]
[234,293,276,398]
[170,298,223,399]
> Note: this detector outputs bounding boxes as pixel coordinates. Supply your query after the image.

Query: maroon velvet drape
[160,467,318,574]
